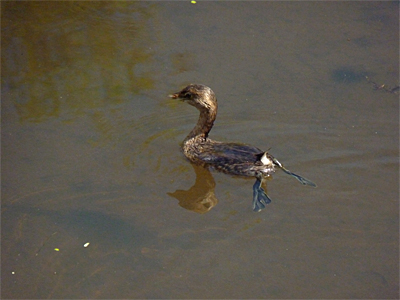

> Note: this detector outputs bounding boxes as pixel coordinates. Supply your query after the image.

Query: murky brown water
[2,2,398,299]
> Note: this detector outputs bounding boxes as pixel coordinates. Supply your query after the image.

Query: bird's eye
[184,92,192,98]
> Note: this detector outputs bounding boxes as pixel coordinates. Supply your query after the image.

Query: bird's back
[187,140,274,178]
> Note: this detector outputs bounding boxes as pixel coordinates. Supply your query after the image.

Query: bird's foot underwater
[252,178,272,212]
[272,157,317,187]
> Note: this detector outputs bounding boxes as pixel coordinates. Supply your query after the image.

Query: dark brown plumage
[170,84,316,211]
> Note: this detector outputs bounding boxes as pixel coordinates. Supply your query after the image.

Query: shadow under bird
[169,84,316,212]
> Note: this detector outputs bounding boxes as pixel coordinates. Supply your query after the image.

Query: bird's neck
[184,105,217,142]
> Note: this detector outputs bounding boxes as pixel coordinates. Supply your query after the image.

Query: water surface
[2,2,398,299]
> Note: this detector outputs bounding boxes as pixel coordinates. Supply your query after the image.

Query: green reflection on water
[2,1,155,123]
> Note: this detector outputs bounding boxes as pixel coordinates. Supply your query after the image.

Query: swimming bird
[170,84,316,211]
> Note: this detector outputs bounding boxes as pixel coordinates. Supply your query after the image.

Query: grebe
[169,84,316,211]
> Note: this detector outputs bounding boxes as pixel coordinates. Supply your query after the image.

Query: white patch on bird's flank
[261,152,272,165]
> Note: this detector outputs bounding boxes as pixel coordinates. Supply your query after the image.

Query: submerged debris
[366,76,399,94]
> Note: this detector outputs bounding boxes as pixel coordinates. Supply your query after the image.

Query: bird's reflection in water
[168,163,217,214]
[168,163,271,214]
